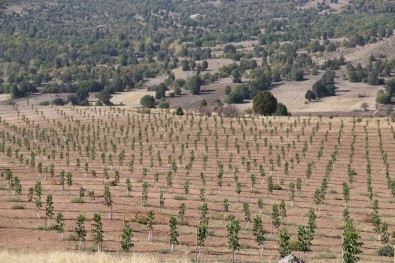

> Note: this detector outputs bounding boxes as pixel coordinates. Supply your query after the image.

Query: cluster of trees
[376,78,395,104]
[0,0,392,107]
[305,70,336,101]
[347,55,393,85]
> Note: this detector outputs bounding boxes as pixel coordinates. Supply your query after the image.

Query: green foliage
[175,107,184,116]
[342,219,363,263]
[253,91,278,116]
[378,245,394,257]
[227,217,241,261]
[91,213,104,252]
[376,90,391,104]
[158,99,169,109]
[168,215,179,251]
[278,228,291,258]
[75,214,87,249]
[121,222,134,251]
[140,95,155,108]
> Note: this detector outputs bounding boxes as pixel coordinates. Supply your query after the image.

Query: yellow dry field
[236,74,382,113]
[110,90,156,107]
[0,94,11,102]
[299,0,350,11]
[0,251,190,263]
[315,33,395,66]
[169,58,236,80]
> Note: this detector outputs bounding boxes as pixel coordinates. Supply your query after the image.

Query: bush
[158,99,169,109]
[52,98,65,106]
[225,85,232,95]
[378,245,394,257]
[176,107,184,116]
[289,240,301,251]
[376,90,391,104]
[133,214,149,225]
[140,95,155,107]
[305,90,316,101]
[39,101,50,106]
[274,103,289,116]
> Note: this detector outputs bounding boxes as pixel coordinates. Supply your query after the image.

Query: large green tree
[253,91,278,116]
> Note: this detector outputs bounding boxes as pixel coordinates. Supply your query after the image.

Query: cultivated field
[1,103,395,262]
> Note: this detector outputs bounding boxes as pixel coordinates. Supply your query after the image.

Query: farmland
[1,103,395,262]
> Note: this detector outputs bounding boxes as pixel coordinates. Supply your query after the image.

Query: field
[1,103,395,262]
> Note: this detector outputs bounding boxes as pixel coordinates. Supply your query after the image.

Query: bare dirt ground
[299,0,350,11]
[315,33,395,66]
[1,104,395,262]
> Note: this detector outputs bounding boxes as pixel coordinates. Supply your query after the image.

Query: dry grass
[0,251,191,263]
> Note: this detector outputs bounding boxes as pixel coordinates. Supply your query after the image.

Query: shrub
[225,85,232,95]
[176,107,184,116]
[52,98,65,106]
[305,90,316,101]
[274,103,289,116]
[39,101,50,106]
[133,214,149,225]
[158,99,169,109]
[11,204,25,210]
[140,95,155,107]
[376,90,391,104]
[378,245,394,257]
[289,240,301,251]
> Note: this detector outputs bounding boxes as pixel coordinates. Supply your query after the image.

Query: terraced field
[0,103,395,262]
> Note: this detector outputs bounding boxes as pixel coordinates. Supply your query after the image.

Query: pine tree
[55,212,65,240]
[75,214,87,250]
[121,221,134,251]
[45,194,54,227]
[278,228,291,257]
[103,186,113,219]
[91,213,104,252]
[227,217,240,263]
[253,215,266,256]
[169,215,179,252]
[147,210,155,242]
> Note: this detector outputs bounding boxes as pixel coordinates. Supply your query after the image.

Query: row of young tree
[2,101,395,260]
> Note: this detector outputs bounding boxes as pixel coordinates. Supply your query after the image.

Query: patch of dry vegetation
[0,251,190,263]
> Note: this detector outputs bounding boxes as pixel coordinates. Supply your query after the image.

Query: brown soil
[0,104,395,262]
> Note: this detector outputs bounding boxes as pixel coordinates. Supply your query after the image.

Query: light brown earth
[1,104,395,263]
